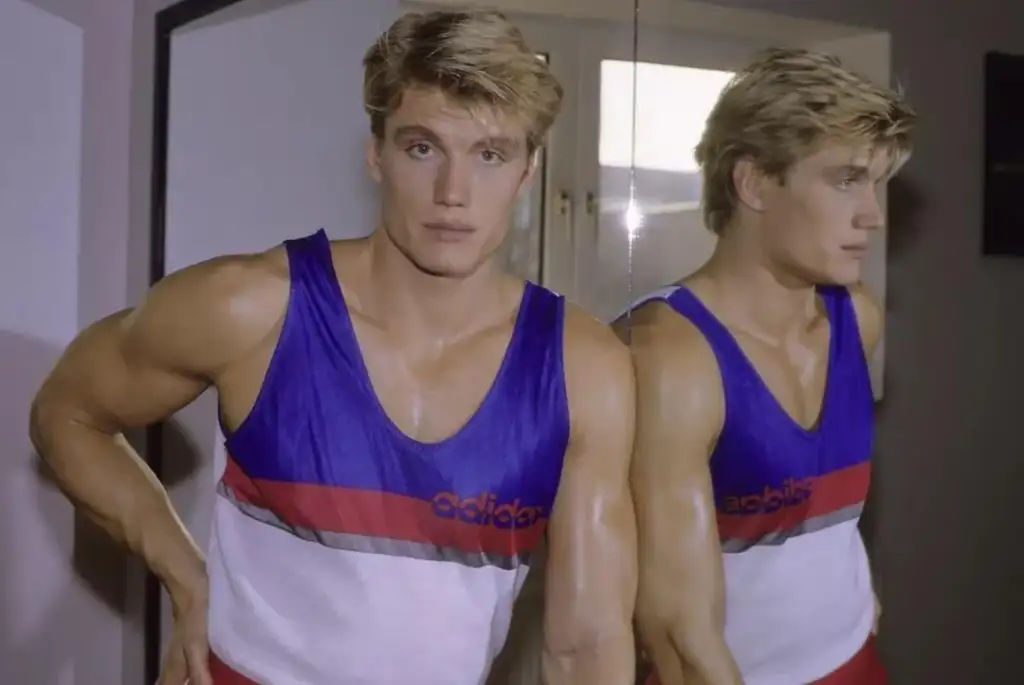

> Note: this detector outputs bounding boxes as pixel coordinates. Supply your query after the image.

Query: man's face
[754,142,891,286]
[367,87,535,279]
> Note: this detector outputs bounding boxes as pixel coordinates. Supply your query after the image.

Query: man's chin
[815,264,862,288]
[397,241,484,280]
[410,254,483,280]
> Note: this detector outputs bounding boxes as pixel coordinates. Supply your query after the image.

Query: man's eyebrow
[826,164,870,178]
[478,136,522,150]
[391,127,524,152]
[391,125,439,142]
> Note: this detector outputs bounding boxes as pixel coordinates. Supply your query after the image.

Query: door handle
[554,189,580,295]
[585,191,600,246]
[557,189,575,250]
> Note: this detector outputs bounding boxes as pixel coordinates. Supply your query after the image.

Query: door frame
[147,3,250,680]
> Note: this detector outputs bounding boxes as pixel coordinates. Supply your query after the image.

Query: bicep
[34,254,282,434]
[632,428,725,628]
[37,308,209,433]
[630,333,726,638]
[543,331,637,645]
[850,283,883,356]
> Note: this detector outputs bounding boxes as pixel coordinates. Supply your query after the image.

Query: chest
[709,310,874,506]
[710,352,874,550]
[731,320,832,432]
[221,336,570,567]
[351,315,516,445]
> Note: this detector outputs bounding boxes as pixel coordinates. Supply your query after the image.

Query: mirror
[627,8,895,684]
[150,1,894,683]
[624,5,893,399]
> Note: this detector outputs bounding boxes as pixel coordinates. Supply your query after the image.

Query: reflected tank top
[633,284,876,685]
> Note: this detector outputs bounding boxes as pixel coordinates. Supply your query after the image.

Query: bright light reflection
[624,198,644,239]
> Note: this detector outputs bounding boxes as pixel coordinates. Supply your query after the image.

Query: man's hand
[159,579,212,685]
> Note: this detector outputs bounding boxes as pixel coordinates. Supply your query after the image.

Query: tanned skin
[615,283,881,685]
[616,141,891,684]
[30,85,636,685]
[615,303,742,685]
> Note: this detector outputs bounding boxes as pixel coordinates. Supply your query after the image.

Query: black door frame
[146,2,248,681]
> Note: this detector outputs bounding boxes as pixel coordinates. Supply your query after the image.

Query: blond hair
[695,47,917,234]
[362,10,562,152]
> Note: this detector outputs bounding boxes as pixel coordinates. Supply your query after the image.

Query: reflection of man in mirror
[615,48,916,685]
[29,9,638,685]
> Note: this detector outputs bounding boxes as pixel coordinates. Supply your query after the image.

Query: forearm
[30,412,206,597]
[542,627,635,685]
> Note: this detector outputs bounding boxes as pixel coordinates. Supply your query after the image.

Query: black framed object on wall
[147,1,248,682]
[982,51,1024,257]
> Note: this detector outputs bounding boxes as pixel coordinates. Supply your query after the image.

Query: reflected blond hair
[362,9,562,152]
[695,47,917,234]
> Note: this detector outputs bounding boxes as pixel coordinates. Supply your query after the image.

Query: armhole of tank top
[831,285,873,376]
[612,284,682,325]
[550,291,572,452]
[662,288,731,445]
[220,239,303,446]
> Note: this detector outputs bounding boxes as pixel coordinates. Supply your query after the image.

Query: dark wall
[699,0,1024,682]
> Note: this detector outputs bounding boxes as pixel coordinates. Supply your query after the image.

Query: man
[30,10,637,685]
[618,48,916,685]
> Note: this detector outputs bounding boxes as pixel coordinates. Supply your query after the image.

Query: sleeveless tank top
[633,285,876,685]
[206,229,571,685]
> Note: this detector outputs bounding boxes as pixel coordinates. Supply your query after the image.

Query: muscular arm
[850,283,883,357]
[618,304,742,685]
[541,308,637,685]
[849,282,884,631]
[29,251,287,602]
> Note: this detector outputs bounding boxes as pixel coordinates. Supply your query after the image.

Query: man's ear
[517,149,540,197]
[732,157,768,213]
[366,136,382,184]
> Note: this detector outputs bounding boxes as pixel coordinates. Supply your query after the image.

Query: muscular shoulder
[561,303,634,439]
[628,302,720,397]
[123,247,290,379]
[624,301,724,449]
[847,282,883,356]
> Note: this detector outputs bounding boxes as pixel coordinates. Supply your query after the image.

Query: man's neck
[698,231,821,343]
[357,231,513,342]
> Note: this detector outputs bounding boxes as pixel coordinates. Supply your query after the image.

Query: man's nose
[435,158,470,207]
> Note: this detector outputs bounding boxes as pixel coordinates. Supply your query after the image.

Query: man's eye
[408,143,433,158]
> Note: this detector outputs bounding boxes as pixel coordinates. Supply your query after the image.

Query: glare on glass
[594,60,733,319]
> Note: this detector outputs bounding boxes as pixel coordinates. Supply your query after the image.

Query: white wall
[161,0,400,645]
[0,2,96,683]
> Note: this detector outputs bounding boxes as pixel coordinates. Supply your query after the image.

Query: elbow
[28,390,68,489]
[28,387,56,456]
[28,383,81,467]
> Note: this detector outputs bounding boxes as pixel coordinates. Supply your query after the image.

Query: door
[572,23,780,322]
[494,14,581,298]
